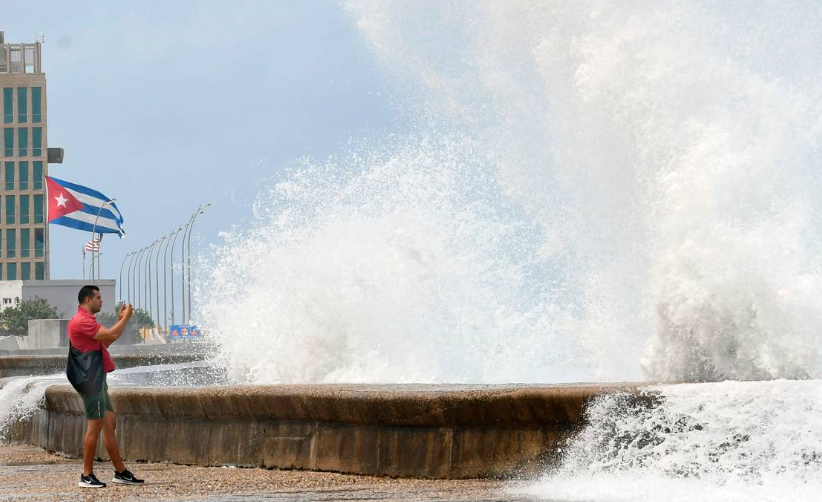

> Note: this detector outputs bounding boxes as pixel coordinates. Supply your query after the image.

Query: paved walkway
[0,445,539,501]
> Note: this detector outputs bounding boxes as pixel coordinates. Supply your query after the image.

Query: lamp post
[134,246,147,311]
[144,239,159,322]
[184,203,210,324]
[125,250,139,304]
[180,209,198,325]
[154,231,172,329]
[118,251,132,303]
[169,223,187,327]
[163,226,183,330]
[90,198,116,285]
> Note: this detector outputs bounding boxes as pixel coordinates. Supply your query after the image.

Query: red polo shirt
[68,306,115,373]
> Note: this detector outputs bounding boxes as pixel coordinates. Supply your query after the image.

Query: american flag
[85,238,100,252]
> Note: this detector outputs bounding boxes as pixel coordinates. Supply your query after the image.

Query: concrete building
[0,279,115,318]
[0,30,64,280]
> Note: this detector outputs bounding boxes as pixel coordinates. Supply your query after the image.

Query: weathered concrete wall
[18,319,70,350]
[12,384,651,479]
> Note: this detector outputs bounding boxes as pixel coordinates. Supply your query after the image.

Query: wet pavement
[0,445,541,502]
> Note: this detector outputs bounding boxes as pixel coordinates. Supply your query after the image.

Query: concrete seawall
[0,351,207,378]
[12,383,651,479]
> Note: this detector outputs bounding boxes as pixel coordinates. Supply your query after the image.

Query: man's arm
[93,304,133,345]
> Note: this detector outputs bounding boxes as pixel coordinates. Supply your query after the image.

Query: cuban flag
[46,176,125,237]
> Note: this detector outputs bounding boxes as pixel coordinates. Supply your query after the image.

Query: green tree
[0,297,59,337]
[96,302,155,345]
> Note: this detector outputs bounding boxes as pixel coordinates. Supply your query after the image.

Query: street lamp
[90,198,117,285]
[154,231,172,329]
[163,226,183,330]
[144,239,159,321]
[118,251,133,303]
[184,203,210,324]
[169,223,187,326]
[134,245,148,311]
[125,251,139,304]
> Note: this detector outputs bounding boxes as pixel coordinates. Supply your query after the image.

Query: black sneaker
[79,473,106,488]
[112,468,144,485]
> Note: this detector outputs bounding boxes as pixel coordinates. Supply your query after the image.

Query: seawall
[11,383,651,479]
[0,348,207,378]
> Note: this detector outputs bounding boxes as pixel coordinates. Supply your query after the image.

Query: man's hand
[122,303,134,320]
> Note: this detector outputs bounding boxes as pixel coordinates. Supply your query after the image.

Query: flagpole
[90,198,116,286]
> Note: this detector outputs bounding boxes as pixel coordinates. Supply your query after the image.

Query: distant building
[0,279,116,317]
[0,30,65,280]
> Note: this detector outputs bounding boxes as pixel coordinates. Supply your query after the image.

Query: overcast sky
[2,1,400,287]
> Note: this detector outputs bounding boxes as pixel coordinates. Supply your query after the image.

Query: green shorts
[79,377,114,420]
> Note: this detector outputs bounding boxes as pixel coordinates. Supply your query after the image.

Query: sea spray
[197,136,613,384]
[0,377,54,442]
[344,0,822,382]
[198,0,822,383]
[518,380,822,501]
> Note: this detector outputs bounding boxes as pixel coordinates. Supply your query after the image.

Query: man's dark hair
[78,285,100,305]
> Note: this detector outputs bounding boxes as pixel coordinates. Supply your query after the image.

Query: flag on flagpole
[46,176,125,237]
[84,238,100,252]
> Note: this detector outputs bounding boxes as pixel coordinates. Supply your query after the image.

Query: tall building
[0,31,63,281]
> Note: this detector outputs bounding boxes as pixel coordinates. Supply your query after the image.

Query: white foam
[0,376,61,442]
[518,380,822,500]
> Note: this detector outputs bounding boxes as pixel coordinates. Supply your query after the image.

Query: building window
[6,229,16,258]
[35,262,44,280]
[5,195,15,224]
[2,88,11,123]
[34,194,44,224]
[32,128,42,156]
[33,161,43,190]
[4,162,13,190]
[35,228,44,257]
[2,299,10,305]
[4,128,12,156]
[18,128,27,157]
[18,161,28,190]
[20,228,30,258]
[6,263,16,281]
[21,262,30,280]
[20,195,29,224]
[17,88,27,123]
[31,87,42,123]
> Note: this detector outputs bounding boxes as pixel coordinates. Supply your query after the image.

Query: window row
[0,261,46,280]
[1,227,45,260]
[2,87,43,124]
[2,161,44,191]
[1,127,43,157]
[1,194,45,224]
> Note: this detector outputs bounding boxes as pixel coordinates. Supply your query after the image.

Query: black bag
[66,343,104,395]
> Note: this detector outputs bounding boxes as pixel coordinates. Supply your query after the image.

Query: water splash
[518,380,822,501]
[0,377,55,442]
[197,136,613,384]
[199,1,822,383]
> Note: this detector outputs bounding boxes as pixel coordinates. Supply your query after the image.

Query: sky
[2,0,401,288]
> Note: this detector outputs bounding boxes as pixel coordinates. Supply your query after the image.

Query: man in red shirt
[68,285,143,488]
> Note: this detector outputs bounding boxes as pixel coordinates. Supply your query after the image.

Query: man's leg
[102,411,126,473]
[83,419,104,475]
